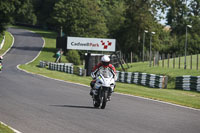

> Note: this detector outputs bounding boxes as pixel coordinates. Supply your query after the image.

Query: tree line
[0,0,200,60]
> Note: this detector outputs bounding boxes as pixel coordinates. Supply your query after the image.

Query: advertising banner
[67,37,116,52]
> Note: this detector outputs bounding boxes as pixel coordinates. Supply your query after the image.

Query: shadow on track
[11,46,42,51]
[50,105,97,109]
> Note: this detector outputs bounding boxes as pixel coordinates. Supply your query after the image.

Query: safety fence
[39,61,168,88]
[175,76,200,92]
[116,71,168,89]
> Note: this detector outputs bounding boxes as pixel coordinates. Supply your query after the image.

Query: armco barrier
[39,61,168,88]
[116,71,168,89]
[175,76,200,92]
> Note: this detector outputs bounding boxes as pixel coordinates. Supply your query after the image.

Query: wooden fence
[121,52,200,70]
[155,54,200,70]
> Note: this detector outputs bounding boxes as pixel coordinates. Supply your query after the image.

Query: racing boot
[90,88,97,96]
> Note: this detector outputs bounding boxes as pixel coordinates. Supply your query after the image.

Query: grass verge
[11,26,200,109]
[0,31,13,56]
[0,123,14,133]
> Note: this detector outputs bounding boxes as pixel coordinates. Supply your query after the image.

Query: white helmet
[101,55,110,67]
[0,56,3,60]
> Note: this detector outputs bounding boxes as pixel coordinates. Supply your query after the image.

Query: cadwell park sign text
[67,37,116,52]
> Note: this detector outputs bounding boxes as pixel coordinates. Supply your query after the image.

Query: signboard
[67,37,116,52]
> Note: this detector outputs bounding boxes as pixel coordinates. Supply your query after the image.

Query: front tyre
[93,95,100,108]
[101,91,108,109]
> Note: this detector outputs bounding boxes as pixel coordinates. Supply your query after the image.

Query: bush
[66,50,81,65]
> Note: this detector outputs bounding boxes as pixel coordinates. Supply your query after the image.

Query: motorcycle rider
[90,55,116,100]
[0,56,3,71]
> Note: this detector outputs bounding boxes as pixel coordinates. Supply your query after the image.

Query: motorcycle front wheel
[101,90,108,109]
[93,95,100,108]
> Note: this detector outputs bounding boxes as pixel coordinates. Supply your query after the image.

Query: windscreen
[98,67,113,78]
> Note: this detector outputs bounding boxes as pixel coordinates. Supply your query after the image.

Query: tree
[165,0,188,35]
[0,0,37,35]
[164,0,200,54]
[0,0,15,34]
[66,50,81,65]
[190,0,200,16]
[52,0,108,38]
[116,0,162,56]
[98,0,126,38]
[13,0,37,25]
[32,0,59,27]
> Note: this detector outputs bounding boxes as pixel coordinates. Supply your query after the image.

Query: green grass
[0,34,3,43]
[159,54,200,70]
[0,31,13,56]
[0,123,14,133]
[116,82,200,108]
[9,26,199,109]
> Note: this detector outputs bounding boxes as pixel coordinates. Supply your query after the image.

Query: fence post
[197,54,199,70]
[173,53,175,69]
[190,54,192,70]
[162,54,164,67]
[131,52,133,63]
[158,52,160,66]
[179,55,181,69]
[168,54,170,68]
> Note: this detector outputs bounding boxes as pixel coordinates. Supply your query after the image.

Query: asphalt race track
[0,28,200,133]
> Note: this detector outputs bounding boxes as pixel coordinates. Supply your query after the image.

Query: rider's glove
[91,72,96,79]
[114,74,117,81]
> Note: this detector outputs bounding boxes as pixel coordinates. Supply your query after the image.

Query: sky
[157,9,168,26]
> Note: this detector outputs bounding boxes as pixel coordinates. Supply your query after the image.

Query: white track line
[1,31,22,133]
[0,35,5,49]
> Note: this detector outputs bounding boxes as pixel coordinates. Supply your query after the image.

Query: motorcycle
[91,67,116,109]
